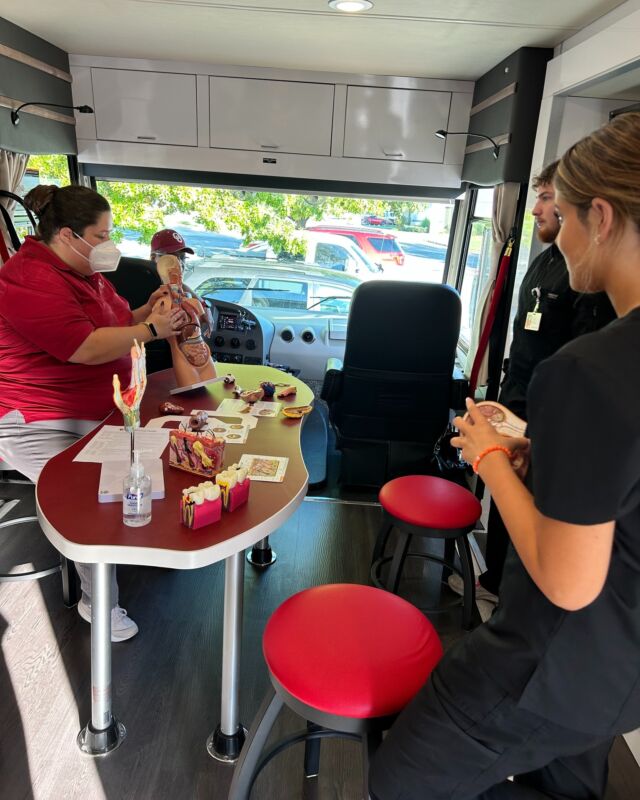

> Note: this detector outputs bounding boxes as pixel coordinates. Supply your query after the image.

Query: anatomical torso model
[155,254,217,387]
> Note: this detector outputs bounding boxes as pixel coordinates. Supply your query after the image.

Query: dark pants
[369,669,612,800]
[479,379,527,598]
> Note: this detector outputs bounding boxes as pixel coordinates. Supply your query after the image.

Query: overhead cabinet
[91,68,198,146]
[343,86,451,163]
[209,77,334,156]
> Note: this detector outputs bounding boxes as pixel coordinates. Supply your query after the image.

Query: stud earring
[594,234,601,245]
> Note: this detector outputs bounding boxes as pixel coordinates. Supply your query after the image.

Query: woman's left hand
[145,286,171,315]
[451,398,505,465]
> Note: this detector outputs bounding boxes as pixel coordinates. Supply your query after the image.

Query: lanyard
[525,286,542,331]
[531,286,541,313]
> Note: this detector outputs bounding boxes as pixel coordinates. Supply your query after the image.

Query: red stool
[228,583,442,799]
[371,475,482,629]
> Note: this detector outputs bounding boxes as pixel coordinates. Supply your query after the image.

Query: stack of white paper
[98,459,165,503]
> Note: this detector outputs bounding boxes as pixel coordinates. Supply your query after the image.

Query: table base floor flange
[77,719,126,756]
[207,724,248,763]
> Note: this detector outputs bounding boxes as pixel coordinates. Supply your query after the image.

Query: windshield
[191,262,357,314]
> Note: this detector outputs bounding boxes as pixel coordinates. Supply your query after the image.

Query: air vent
[301,329,316,344]
[280,328,294,343]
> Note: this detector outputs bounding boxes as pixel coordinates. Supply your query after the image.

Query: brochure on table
[74,426,169,463]
[99,459,165,502]
[216,398,282,418]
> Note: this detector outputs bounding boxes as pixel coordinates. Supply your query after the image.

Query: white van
[301,231,382,278]
[242,231,382,278]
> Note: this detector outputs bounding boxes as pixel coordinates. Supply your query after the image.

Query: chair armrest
[321,358,344,403]
[449,370,469,413]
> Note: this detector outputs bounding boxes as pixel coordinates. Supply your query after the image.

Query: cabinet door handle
[383,149,404,157]
[260,144,279,150]
[137,135,157,141]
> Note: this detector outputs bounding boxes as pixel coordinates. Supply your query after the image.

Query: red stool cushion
[379,475,481,530]
[263,583,442,719]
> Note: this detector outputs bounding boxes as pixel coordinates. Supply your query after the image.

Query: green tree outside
[27,154,440,255]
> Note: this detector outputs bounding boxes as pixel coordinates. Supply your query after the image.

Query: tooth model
[216,465,250,511]
[181,481,222,529]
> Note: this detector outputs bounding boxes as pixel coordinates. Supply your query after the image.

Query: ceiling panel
[0,0,628,79]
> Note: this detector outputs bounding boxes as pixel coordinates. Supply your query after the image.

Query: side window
[314,243,347,271]
[457,188,495,348]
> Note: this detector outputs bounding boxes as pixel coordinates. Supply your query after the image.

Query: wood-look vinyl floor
[1,484,638,800]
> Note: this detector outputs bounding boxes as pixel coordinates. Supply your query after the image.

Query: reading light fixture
[328,1,374,12]
[11,102,94,126]
[435,129,500,160]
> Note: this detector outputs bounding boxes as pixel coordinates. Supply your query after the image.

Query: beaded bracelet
[472,445,512,474]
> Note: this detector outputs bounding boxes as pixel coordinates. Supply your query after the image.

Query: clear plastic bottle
[123,450,152,527]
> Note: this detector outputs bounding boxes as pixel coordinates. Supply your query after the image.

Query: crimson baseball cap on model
[150,229,194,255]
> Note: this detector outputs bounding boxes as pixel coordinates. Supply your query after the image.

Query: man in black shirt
[453,163,615,601]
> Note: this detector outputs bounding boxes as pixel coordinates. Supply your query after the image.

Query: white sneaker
[447,574,498,605]
[77,598,139,642]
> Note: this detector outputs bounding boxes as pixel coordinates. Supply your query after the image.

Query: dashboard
[205,300,348,381]
[206,300,274,366]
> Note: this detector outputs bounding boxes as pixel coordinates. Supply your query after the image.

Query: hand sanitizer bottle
[123,450,152,527]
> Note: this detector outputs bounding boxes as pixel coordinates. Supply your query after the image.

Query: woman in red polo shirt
[0,184,184,641]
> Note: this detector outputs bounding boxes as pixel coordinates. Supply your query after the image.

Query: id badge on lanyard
[525,287,542,331]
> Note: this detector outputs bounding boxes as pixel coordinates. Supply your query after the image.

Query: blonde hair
[555,111,640,234]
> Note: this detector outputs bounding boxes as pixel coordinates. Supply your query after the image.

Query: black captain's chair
[321,280,464,487]
[105,256,173,374]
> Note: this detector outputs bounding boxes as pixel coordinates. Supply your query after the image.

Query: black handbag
[431,423,469,475]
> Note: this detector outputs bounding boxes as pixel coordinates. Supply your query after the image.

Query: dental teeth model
[215,464,250,511]
[181,481,222,529]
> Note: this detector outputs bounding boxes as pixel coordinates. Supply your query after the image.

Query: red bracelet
[472,445,512,474]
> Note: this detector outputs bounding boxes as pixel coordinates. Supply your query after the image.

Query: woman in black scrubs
[369,112,640,800]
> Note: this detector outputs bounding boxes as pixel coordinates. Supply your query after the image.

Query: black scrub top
[457,308,640,736]
[500,244,615,420]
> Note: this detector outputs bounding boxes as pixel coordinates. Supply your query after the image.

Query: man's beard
[536,223,559,244]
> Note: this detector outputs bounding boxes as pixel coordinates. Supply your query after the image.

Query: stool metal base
[372,554,466,615]
[77,719,126,756]
[207,724,248,763]
[246,541,277,568]
[371,517,477,630]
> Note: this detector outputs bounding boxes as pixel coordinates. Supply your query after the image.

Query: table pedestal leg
[207,551,247,762]
[246,536,277,568]
[77,563,126,755]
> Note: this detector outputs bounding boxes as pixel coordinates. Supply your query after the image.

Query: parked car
[188,255,361,315]
[361,214,385,226]
[306,225,405,267]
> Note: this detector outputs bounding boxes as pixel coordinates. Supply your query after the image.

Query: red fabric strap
[469,238,513,396]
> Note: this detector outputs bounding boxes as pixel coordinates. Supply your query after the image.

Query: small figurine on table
[240,388,264,404]
[189,410,209,432]
[223,373,236,385]
[260,381,276,399]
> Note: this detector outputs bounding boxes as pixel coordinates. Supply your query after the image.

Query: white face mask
[71,232,121,273]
